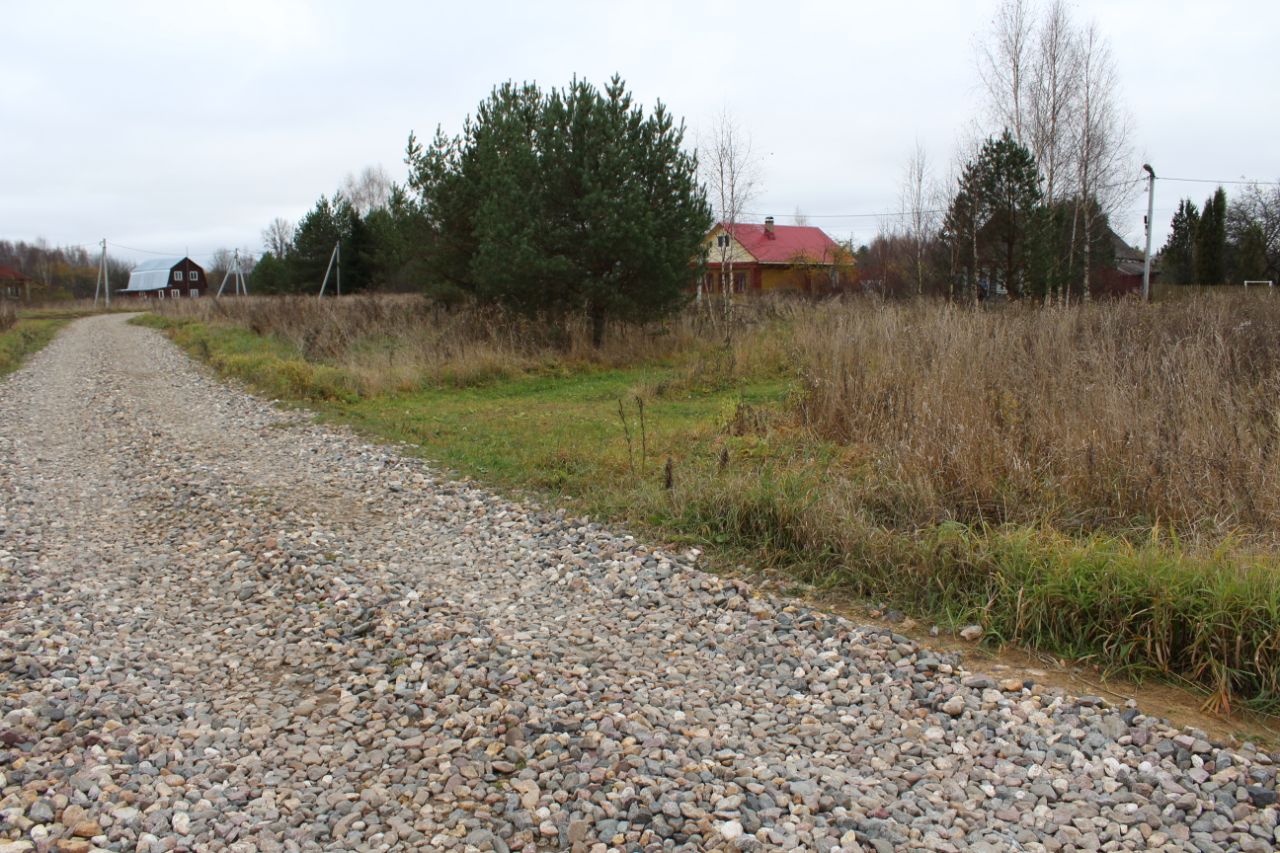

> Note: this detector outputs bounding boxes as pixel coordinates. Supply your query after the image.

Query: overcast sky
[3,0,1277,265]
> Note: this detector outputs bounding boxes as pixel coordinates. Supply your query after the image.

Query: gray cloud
[2,0,1275,264]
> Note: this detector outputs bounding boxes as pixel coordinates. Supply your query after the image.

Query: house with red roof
[699,217,854,297]
[0,265,35,301]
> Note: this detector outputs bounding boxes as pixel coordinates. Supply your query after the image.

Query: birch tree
[262,217,295,258]
[978,0,1035,144]
[340,166,394,216]
[1027,0,1079,205]
[899,141,938,296]
[701,109,758,318]
[1072,21,1132,301]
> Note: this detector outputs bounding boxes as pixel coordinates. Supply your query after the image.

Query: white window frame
[173,270,184,282]
[188,269,199,281]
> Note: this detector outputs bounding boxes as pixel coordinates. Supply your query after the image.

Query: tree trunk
[916,238,924,297]
[972,220,981,305]
[590,304,607,349]
[1081,212,1092,303]
[1006,228,1017,300]
[1065,199,1080,306]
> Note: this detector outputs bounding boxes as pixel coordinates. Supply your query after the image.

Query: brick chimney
[764,216,775,238]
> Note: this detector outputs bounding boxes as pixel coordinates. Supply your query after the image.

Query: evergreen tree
[285,194,376,293]
[291,195,344,292]
[407,76,711,344]
[249,252,291,294]
[942,130,1045,300]
[1195,187,1227,285]
[364,187,436,294]
[941,184,980,302]
[1161,199,1199,285]
[339,201,376,292]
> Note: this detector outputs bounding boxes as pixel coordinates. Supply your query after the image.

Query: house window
[716,234,731,248]
[173,270,184,281]
[190,289,200,297]
[733,272,747,293]
[189,270,199,281]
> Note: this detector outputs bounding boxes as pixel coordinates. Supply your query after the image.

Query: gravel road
[1,314,1277,853]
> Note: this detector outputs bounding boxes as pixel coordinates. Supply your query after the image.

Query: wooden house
[121,257,209,298]
[0,265,35,301]
[1092,229,1158,299]
[700,217,854,296]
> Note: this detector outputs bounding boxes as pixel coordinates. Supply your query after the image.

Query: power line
[1159,176,1280,187]
[107,241,182,256]
[106,241,229,263]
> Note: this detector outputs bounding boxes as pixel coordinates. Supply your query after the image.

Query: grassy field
[138,292,1280,714]
[0,302,76,376]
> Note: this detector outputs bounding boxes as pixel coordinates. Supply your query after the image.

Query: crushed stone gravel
[1,314,1277,852]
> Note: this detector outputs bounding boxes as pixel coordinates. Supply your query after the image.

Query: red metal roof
[0,264,31,281]
[717,222,841,264]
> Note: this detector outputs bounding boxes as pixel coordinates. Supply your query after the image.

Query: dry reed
[790,295,1280,539]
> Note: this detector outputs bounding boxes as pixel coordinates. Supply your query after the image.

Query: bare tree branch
[700,109,759,318]
[978,0,1036,143]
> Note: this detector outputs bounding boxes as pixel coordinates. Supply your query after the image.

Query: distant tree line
[0,240,131,299]
[249,76,710,342]
[1160,183,1280,285]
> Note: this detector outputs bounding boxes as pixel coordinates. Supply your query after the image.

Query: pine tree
[291,195,343,292]
[942,130,1045,300]
[407,76,711,344]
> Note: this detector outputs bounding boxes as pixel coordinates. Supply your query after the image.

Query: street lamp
[1142,164,1156,302]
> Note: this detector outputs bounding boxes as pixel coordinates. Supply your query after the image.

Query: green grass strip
[0,317,71,377]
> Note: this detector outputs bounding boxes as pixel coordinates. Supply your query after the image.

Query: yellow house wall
[760,267,811,293]
[702,226,755,265]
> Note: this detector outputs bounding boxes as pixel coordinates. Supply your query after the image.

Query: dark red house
[1092,229,1157,298]
[0,264,35,301]
[121,257,209,298]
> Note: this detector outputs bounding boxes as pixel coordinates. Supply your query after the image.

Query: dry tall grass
[157,295,718,392]
[155,291,1280,541]
[791,295,1280,539]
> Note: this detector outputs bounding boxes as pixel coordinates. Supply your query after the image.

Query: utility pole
[318,241,340,297]
[93,238,110,308]
[216,248,248,297]
[1141,164,1156,303]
